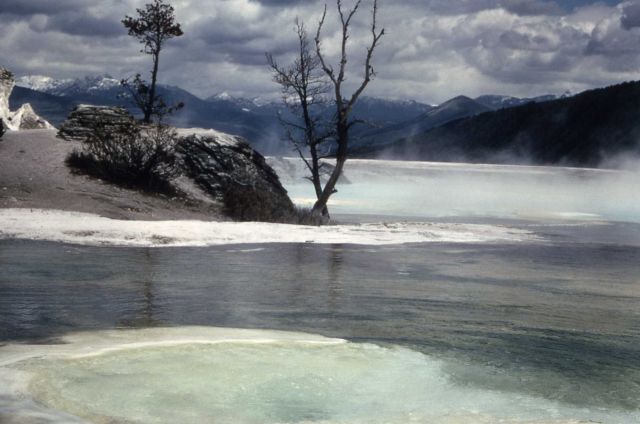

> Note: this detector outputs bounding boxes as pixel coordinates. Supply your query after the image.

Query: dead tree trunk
[268,20,332,216]
[312,0,384,216]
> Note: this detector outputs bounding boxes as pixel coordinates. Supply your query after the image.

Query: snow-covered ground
[0,209,535,247]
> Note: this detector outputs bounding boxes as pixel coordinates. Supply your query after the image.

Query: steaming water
[1,159,640,423]
[267,158,640,222]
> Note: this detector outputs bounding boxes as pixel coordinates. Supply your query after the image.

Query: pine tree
[122,0,183,123]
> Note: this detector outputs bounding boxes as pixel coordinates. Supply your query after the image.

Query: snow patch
[0,209,536,247]
[15,75,73,92]
[175,127,241,146]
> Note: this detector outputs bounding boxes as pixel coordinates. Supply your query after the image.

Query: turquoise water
[270,158,640,223]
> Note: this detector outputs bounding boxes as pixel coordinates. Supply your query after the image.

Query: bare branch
[348,0,384,109]
[315,5,337,85]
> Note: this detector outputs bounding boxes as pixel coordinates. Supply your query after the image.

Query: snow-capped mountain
[15,75,73,93]
[475,91,575,110]
[206,92,272,110]
[16,75,121,97]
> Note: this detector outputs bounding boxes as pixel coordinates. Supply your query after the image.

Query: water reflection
[326,244,344,311]
[117,249,163,328]
[1,225,640,410]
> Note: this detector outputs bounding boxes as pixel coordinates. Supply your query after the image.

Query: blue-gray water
[1,220,639,417]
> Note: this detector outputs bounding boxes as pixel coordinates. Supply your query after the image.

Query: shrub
[66,120,180,193]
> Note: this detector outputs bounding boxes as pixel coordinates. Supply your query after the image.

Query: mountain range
[12,75,439,153]
[13,74,598,163]
[363,81,640,167]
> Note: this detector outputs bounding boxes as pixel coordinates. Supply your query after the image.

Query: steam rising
[269,157,640,223]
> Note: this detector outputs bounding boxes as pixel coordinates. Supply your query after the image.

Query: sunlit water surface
[1,159,640,423]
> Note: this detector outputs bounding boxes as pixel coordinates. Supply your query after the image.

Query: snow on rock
[0,209,538,247]
[175,127,241,146]
[0,68,54,131]
[9,103,55,130]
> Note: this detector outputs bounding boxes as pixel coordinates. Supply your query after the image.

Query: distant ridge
[350,95,490,153]
[367,81,640,167]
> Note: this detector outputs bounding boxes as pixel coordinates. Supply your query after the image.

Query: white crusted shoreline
[0,208,537,247]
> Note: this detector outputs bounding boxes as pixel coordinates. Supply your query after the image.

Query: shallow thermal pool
[1,327,637,424]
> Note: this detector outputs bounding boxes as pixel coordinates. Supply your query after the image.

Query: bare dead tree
[267,19,332,216]
[312,0,384,216]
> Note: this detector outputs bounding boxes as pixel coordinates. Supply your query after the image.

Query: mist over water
[268,157,640,223]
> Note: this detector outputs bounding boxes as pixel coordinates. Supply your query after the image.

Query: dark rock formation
[57,105,296,221]
[0,119,4,139]
[57,105,135,141]
[178,131,296,222]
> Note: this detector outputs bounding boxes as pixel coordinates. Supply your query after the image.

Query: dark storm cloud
[249,0,308,5]
[500,0,564,16]
[0,0,638,102]
[192,18,267,45]
[253,0,563,16]
[29,12,123,37]
[0,0,88,16]
[621,2,640,29]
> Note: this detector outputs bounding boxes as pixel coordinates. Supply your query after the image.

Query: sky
[1,0,640,103]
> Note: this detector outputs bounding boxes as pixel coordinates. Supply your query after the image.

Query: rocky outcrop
[0,67,54,131]
[0,68,12,121]
[57,103,296,221]
[178,130,296,222]
[57,105,135,141]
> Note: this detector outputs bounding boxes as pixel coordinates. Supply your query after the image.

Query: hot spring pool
[1,327,635,424]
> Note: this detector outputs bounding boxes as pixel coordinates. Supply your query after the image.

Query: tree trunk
[145,49,160,124]
[312,124,348,215]
[309,145,329,216]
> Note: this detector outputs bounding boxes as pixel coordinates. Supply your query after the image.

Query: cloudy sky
[1,0,640,103]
